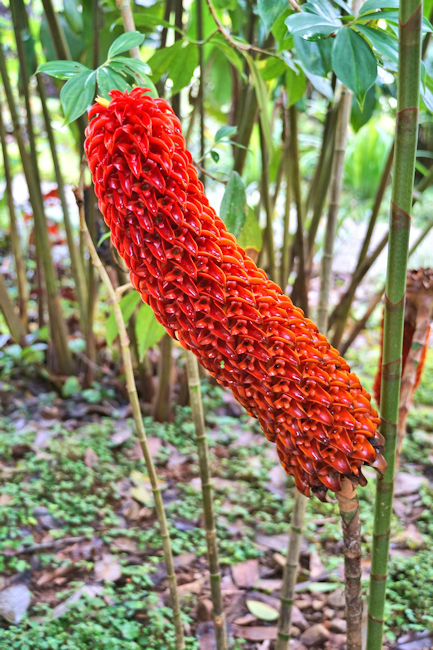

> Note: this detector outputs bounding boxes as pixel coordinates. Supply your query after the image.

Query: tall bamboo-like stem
[276,492,307,650]
[340,218,433,356]
[259,119,276,281]
[288,105,308,316]
[317,87,353,330]
[0,275,26,346]
[153,334,173,421]
[37,75,88,332]
[172,0,184,117]
[367,3,422,647]
[0,102,28,329]
[75,180,185,650]
[116,0,141,57]
[329,143,394,347]
[185,352,228,649]
[0,40,73,375]
[280,146,292,289]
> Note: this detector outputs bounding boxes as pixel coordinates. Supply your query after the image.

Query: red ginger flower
[85,88,386,501]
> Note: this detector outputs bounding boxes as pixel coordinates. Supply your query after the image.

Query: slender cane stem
[275,493,307,649]
[259,119,276,281]
[0,275,26,346]
[367,2,422,648]
[185,352,228,649]
[75,180,185,650]
[0,103,28,330]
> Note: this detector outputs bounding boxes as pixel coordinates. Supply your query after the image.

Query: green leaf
[350,84,377,132]
[359,0,398,14]
[303,69,333,99]
[36,60,90,80]
[285,9,341,40]
[97,65,130,97]
[259,56,287,81]
[108,31,145,58]
[306,582,339,593]
[356,9,399,22]
[246,600,279,621]
[257,0,289,34]
[210,150,220,162]
[97,231,111,247]
[214,125,237,143]
[111,56,151,77]
[135,303,166,358]
[60,69,96,123]
[147,40,198,94]
[237,207,263,251]
[294,36,333,76]
[285,66,306,107]
[332,27,377,106]
[64,0,83,33]
[106,291,142,347]
[220,171,247,238]
[209,34,245,75]
[355,24,398,62]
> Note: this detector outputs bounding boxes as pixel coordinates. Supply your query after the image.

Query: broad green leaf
[246,600,279,621]
[332,27,377,106]
[135,303,166,358]
[257,0,289,34]
[237,207,263,252]
[60,69,96,123]
[355,24,398,62]
[220,171,247,238]
[350,84,377,132]
[356,9,399,22]
[259,56,287,81]
[111,56,151,77]
[306,582,339,593]
[285,66,307,107]
[244,53,273,154]
[294,36,333,76]
[97,65,130,97]
[214,125,237,143]
[106,291,141,347]
[147,40,198,94]
[303,69,333,99]
[285,10,341,40]
[359,0,398,14]
[64,0,83,33]
[37,60,90,80]
[108,31,145,58]
[304,0,340,20]
[125,12,173,32]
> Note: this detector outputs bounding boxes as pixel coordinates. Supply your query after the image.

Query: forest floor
[0,344,433,650]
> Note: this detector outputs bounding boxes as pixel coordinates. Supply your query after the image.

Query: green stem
[0,102,28,330]
[0,274,26,346]
[367,4,422,646]
[76,180,185,650]
[288,105,308,316]
[259,119,276,281]
[185,352,228,649]
[1,31,73,375]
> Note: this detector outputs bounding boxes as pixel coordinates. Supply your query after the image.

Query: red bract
[85,88,386,500]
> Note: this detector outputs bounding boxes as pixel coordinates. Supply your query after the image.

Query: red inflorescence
[85,88,386,500]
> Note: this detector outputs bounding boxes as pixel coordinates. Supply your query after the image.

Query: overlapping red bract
[85,88,386,500]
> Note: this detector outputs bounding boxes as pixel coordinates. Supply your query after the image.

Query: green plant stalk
[40,0,86,146]
[76,181,185,650]
[259,119,276,281]
[0,102,28,330]
[288,105,308,316]
[0,40,73,375]
[340,216,433,356]
[185,351,228,649]
[329,143,394,347]
[172,0,184,117]
[280,145,292,290]
[37,74,89,333]
[153,334,173,421]
[233,84,258,174]
[116,0,141,57]
[0,274,26,346]
[317,87,353,331]
[367,4,422,645]
[275,492,307,650]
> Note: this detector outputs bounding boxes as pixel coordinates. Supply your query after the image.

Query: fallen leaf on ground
[0,585,31,624]
[94,554,122,582]
[232,625,277,641]
[232,559,260,588]
[246,599,279,621]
